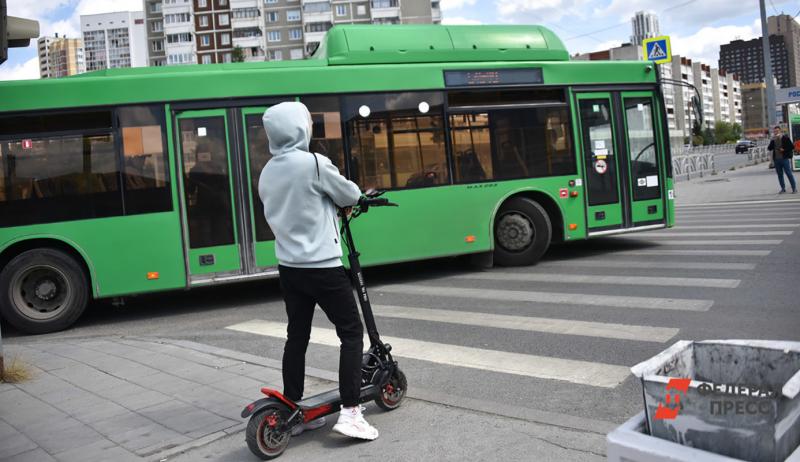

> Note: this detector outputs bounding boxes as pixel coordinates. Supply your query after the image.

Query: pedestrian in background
[767,125,797,194]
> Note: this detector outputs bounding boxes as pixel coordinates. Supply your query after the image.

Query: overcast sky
[1,0,798,80]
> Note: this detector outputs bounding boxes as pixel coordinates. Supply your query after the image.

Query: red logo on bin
[655,378,691,420]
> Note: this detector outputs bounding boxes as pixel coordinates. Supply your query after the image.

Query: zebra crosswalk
[225,198,797,395]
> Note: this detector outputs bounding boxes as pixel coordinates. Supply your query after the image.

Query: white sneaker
[291,416,326,436]
[332,405,379,440]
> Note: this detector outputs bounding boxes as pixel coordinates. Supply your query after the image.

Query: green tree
[714,121,734,144]
[702,127,716,145]
[232,46,245,63]
[732,123,742,141]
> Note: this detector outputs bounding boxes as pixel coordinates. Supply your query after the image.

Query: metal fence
[672,152,716,181]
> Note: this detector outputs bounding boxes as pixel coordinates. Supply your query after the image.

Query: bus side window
[342,92,448,191]
[301,96,346,173]
[0,111,123,228]
[118,105,172,215]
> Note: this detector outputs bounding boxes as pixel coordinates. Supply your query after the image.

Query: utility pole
[759,0,777,128]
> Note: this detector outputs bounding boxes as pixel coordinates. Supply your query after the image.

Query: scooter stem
[341,213,383,349]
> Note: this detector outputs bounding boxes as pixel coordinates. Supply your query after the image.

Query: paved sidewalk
[0,337,331,462]
[1,336,606,462]
[675,161,800,205]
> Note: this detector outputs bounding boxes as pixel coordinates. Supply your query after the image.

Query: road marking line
[371,305,679,342]
[226,320,632,388]
[647,231,793,237]
[640,239,783,245]
[613,249,770,256]
[677,199,800,207]
[451,272,740,288]
[677,211,800,217]
[374,284,713,311]
[542,260,756,271]
[674,224,799,229]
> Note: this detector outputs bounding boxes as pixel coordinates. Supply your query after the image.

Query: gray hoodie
[258,102,361,268]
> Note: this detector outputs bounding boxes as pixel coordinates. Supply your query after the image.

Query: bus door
[575,91,666,233]
[175,109,244,279]
[239,107,277,269]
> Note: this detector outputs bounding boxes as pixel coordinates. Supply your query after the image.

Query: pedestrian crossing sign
[642,36,671,64]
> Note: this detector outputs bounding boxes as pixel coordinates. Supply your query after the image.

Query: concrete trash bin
[629,340,800,462]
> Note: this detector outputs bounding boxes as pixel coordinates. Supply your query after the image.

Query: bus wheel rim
[496,212,535,252]
[11,265,72,321]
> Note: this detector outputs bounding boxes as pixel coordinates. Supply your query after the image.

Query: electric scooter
[241,192,407,460]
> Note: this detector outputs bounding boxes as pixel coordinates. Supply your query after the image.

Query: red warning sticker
[559,188,569,198]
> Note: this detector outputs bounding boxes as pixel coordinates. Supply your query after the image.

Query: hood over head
[262,102,312,156]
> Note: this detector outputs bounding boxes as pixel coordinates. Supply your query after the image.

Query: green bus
[0,25,675,334]
[791,114,800,171]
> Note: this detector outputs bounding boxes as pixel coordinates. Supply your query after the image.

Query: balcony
[231,0,258,8]
[231,16,260,29]
[371,6,400,19]
[233,35,262,48]
[304,11,332,23]
[304,31,326,44]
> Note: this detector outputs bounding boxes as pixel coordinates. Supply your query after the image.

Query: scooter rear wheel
[246,404,292,460]
[375,368,407,411]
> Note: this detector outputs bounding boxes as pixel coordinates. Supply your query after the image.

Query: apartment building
[143,0,440,65]
[81,11,148,71]
[630,10,659,46]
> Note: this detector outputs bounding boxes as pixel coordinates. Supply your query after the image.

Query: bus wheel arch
[491,191,563,266]
[0,238,94,334]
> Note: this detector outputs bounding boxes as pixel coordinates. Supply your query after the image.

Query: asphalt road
[8,196,799,442]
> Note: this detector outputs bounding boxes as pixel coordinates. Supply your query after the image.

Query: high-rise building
[719,35,789,88]
[768,14,800,89]
[742,82,768,135]
[630,11,659,46]
[143,0,440,65]
[81,11,148,71]
[37,34,87,78]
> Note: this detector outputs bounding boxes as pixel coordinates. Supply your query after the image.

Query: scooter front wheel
[375,368,407,411]
[246,404,292,460]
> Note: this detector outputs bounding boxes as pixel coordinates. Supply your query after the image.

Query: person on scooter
[257,101,379,441]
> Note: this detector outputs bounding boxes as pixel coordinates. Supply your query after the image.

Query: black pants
[278,265,364,407]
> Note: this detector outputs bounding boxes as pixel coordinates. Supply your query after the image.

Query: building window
[151,21,163,32]
[357,5,366,15]
[201,34,211,46]
[267,31,281,42]
[202,54,212,64]
[264,0,277,3]
[290,48,303,60]
[165,13,191,24]
[266,11,280,22]
[218,13,230,26]
[220,33,231,46]
[199,15,209,27]
[371,0,397,7]
[305,22,331,33]
[119,106,172,215]
[151,40,164,52]
[149,2,162,13]
[167,33,193,44]
[268,49,282,60]
[219,0,228,5]
[287,9,301,21]
[344,92,449,190]
[335,4,347,16]
[233,8,260,19]
[198,0,207,6]
[289,28,302,40]
[222,52,232,63]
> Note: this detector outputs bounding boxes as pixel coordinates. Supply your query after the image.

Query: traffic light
[1,0,40,65]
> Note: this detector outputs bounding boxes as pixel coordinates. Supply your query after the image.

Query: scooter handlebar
[359,197,398,208]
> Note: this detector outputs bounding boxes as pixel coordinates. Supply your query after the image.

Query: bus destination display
[444,68,543,87]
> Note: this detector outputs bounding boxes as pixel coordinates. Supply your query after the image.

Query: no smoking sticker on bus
[594,159,608,174]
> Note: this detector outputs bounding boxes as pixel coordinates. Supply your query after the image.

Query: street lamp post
[759,0,777,128]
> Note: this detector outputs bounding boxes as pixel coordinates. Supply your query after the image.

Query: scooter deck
[297,385,379,409]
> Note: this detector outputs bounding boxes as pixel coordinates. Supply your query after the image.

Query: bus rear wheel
[493,197,552,266]
[0,248,89,334]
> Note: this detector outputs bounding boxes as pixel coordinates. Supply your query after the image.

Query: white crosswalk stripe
[642,239,783,245]
[542,260,756,270]
[371,305,679,342]
[450,271,740,288]
[613,249,771,256]
[646,231,793,237]
[225,320,632,388]
[374,284,713,311]
[674,224,799,229]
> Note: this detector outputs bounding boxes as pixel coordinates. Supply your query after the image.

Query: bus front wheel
[493,197,552,266]
[0,248,89,334]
